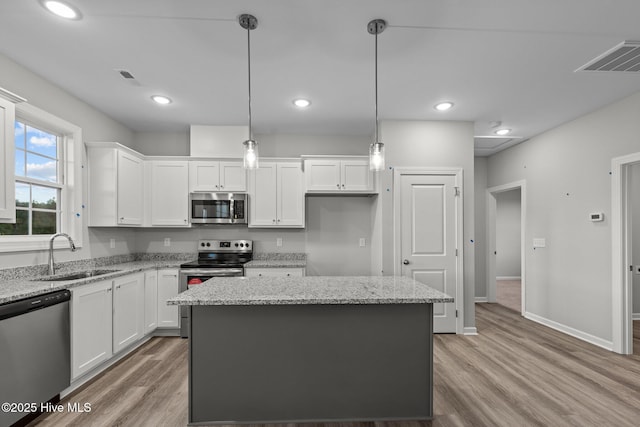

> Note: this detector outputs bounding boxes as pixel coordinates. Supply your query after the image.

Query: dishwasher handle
[0,289,71,321]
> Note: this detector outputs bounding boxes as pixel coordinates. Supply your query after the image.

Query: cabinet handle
[215,185,219,189]
[342,184,345,188]
[286,273,290,276]
[120,217,124,221]
[277,219,280,222]
[258,273,262,277]
[336,184,340,188]
[116,285,121,289]
[107,288,112,293]
[272,219,276,223]
[220,185,224,189]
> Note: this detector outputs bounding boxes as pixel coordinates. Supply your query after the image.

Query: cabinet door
[342,160,372,191]
[189,161,220,192]
[277,163,304,227]
[219,161,246,191]
[117,150,144,225]
[151,161,189,226]
[249,162,278,227]
[157,269,179,328]
[305,160,341,192]
[144,270,158,334]
[245,268,305,277]
[71,280,113,379]
[113,273,144,354]
[0,97,16,222]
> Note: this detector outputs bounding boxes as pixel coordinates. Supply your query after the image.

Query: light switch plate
[164,238,171,247]
[110,238,115,249]
[276,238,282,247]
[359,238,366,247]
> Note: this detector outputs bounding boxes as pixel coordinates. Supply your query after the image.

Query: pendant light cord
[247,24,253,141]
[374,30,379,144]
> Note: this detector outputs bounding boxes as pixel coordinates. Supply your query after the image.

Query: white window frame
[0,103,83,252]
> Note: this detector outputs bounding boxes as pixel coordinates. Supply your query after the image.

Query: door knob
[403,259,410,265]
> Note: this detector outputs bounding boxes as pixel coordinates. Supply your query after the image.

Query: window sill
[0,235,82,253]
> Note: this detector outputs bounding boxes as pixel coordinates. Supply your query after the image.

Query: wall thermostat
[589,212,604,222]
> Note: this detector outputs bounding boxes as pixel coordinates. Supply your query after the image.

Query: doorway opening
[486,181,526,314]
[612,153,640,355]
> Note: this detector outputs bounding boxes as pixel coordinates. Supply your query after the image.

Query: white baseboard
[475,297,488,303]
[463,327,478,335]
[524,312,613,351]
[497,276,521,281]
[633,313,640,320]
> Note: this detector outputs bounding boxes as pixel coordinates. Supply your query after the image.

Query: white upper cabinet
[189,160,246,192]
[87,143,144,226]
[149,160,189,226]
[249,161,304,228]
[304,157,375,193]
[0,90,24,223]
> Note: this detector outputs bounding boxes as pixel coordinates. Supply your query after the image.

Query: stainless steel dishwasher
[0,289,71,426]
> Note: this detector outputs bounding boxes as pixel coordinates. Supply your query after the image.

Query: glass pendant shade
[369,141,385,171]
[243,139,259,169]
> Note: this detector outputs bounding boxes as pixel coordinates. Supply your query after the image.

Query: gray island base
[168,276,453,425]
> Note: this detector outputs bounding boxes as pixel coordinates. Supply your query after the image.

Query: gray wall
[474,157,488,299]
[486,91,640,343]
[496,189,521,278]
[632,164,640,315]
[378,120,476,330]
[0,53,135,269]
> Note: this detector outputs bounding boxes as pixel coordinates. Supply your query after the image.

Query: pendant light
[368,19,386,171]
[239,14,259,169]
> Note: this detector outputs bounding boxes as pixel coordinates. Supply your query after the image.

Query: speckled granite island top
[168,275,453,306]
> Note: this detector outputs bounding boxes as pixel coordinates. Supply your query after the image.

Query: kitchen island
[168,276,453,425]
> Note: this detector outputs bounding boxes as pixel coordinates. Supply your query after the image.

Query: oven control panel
[198,239,252,251]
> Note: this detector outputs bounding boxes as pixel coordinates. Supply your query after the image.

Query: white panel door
[189,161,220,192]
[219,161,246,192]
[341,160,372,191]
[305,160,341,191]
[249,162,278,226]
[116,150,143,225]
[277,163,304,227]
[151,161,189,226]
[400,174,457,333]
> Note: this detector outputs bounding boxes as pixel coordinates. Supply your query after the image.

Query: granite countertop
[168,276,453,306]
[0,257,188,305]
[244,252,307,269]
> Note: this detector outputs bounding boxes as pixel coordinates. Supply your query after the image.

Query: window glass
[6,120,61,236]
[26,152,57,182]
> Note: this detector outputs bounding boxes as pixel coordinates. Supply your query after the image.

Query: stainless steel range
[179,239,253,337]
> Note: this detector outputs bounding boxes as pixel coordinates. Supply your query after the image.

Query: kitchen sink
[35,269,121,281]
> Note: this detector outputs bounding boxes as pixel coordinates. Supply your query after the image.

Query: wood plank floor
[28,304,640,427]
[496,279,521,313]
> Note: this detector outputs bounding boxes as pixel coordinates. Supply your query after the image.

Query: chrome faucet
[48,233,77,275]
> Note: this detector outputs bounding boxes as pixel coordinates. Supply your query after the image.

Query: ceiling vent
[576,41,640,72]
[115,69,141,86]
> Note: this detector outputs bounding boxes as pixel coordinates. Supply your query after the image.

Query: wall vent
[576,41,640,72]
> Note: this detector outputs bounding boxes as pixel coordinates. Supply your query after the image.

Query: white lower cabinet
[157,269,180,328]
[112,273,145,354]
[71,280,114,380]
[144,270,158,334]
[245,268,306,277]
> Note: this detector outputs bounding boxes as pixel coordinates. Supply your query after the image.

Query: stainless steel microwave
[189,193,247,224]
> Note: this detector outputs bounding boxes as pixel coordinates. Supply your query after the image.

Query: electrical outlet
[276,238,283,247]
[164,238,171,247]
[109,238,115,249]
[359,238,366,247]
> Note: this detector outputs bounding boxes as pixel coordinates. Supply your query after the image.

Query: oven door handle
[180,268,244,276]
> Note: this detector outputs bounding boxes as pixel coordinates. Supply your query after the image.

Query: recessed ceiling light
[293,99,311,108]
[151,95,172,105]
[434,101,454,111]
[40,0,82,20]
[495,128,511,136]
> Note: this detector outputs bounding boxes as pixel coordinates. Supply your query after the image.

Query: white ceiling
[2,0,640,156]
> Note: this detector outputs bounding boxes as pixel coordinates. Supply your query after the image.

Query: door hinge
[631,265,634,272]
[455,248,458,256]
[454,186,460,197]
[455,310,458,318]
